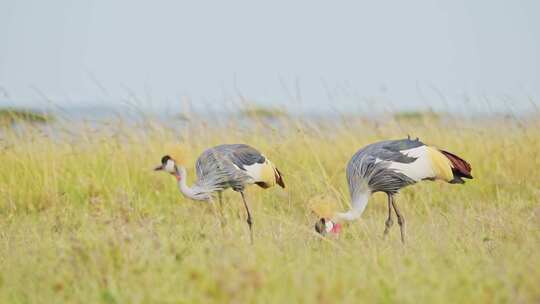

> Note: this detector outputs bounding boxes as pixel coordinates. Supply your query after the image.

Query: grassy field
[1,112,539,303]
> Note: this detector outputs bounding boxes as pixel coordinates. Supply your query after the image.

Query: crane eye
[325,220,334,232]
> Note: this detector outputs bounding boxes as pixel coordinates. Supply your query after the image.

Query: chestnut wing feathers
[440,149,473,183]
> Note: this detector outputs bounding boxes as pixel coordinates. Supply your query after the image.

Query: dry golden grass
[1,113,539,303]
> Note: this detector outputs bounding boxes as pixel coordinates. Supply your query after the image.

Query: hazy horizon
[1,0,539,114]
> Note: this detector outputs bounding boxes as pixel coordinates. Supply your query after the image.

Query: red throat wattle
[330,223,342,234]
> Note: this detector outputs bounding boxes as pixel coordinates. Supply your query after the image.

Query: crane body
[315,138,472,242]
[155,144,284,242]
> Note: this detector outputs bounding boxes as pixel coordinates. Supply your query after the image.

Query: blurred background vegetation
[0,102,539,303]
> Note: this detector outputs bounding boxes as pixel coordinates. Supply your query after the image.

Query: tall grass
[0,111,539,303]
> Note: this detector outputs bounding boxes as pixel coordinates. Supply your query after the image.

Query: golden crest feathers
[308,194,340,218]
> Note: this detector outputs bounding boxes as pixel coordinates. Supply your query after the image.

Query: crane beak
[154,164,163,171]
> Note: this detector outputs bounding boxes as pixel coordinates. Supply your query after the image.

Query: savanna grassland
[1,110,539,303]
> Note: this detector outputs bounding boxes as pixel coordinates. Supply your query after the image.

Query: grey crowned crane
[154,144,285,242]
[313,138,472,243]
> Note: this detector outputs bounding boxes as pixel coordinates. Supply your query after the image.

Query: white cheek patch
[165,160,176,173]
[325,220,334,233]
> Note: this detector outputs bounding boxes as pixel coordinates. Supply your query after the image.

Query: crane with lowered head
[313,137,472,243]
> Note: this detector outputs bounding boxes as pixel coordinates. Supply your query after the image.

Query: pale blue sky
[0,0,539,113]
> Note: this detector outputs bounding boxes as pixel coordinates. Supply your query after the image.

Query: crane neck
[332,192,370,223]
[175,166,210,201]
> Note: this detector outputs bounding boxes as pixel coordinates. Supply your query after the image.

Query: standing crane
[314,137,472,242]
[154,144,285,242]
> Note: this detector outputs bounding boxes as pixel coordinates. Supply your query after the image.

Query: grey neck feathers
[175,166,211,201]
[332,191,370,223]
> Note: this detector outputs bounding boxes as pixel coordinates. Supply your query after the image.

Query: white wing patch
[242,162,266,182]
[387,146,435,181]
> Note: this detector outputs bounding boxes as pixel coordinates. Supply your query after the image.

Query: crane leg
[240,191,254,244]
[218,191,225,211]
[383,194,394,237]
[391,197,406,243]
[217,191,226,227]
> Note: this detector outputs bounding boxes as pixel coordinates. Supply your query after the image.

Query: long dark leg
[391,197,406,243]
[383,194,394,237]
[240,191,253,244]
[218,191,224,210]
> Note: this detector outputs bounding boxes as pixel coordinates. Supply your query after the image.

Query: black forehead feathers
[314,218,327,234]
[314,219,324,234]
[161,155,172,164]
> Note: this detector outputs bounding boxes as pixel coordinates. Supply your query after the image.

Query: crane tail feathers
[440,150,473,183]
[275,167,285,188]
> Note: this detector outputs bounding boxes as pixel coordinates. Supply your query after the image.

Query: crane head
[154,155,178,176]
[314,218,341,236]
[309,196,341,236]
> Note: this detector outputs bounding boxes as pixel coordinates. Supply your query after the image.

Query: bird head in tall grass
[314,218,341,235]
[309,195,342,236]
[154,155,184,180]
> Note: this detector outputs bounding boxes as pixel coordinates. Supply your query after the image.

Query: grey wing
[195,144,263,190]
[222,144,266,170]
[194,147,239,191]
[369,138,425,163]
[347,138,423,195]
